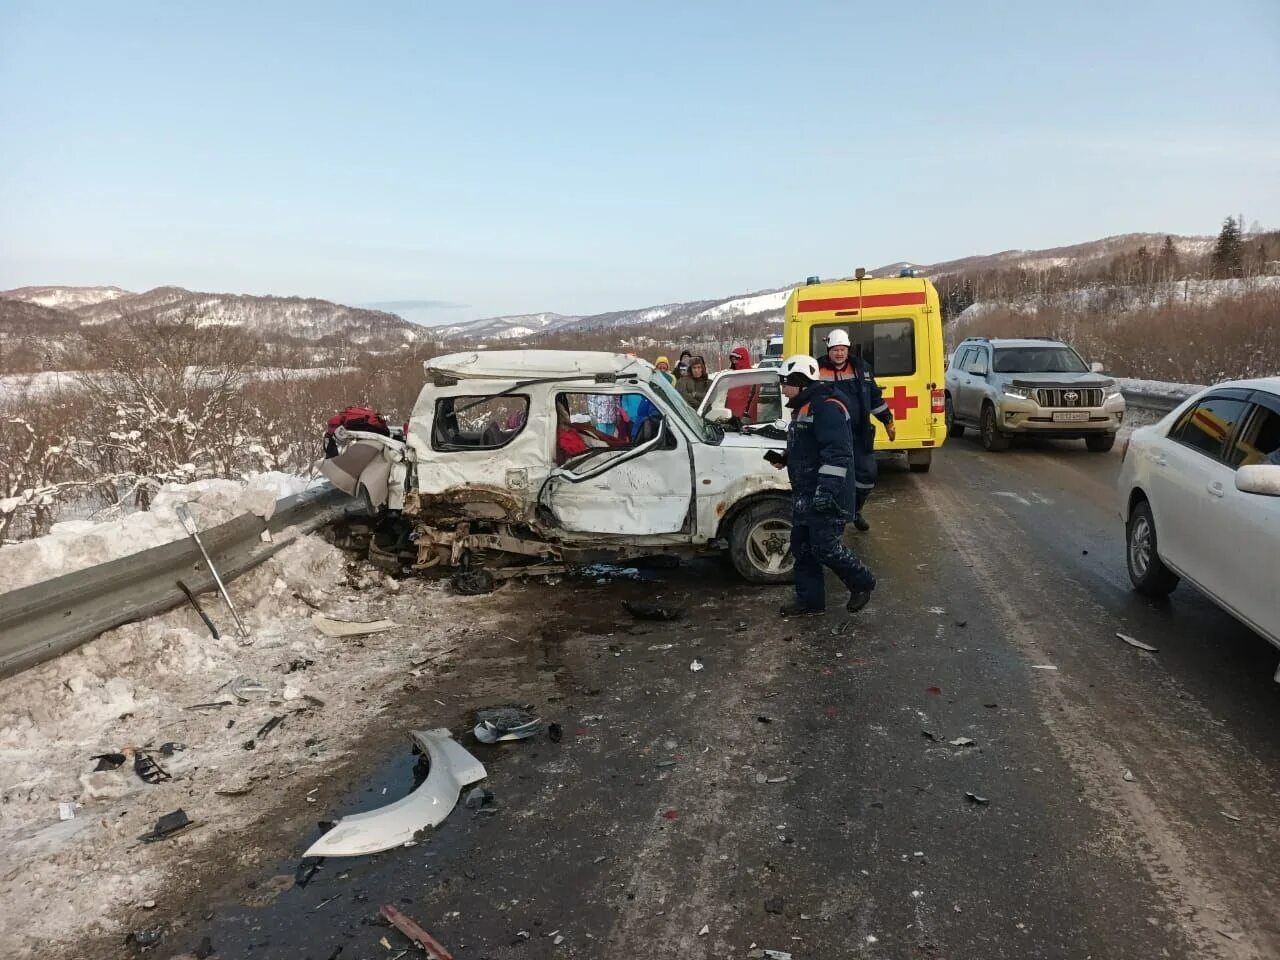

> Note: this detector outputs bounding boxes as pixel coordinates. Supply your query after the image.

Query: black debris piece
[157,742,186,757]
[622,600,684,622]
[257,715,285,740]
[965,792,990,805]
[194,934,216,959]
[139,809,192,843]
[287,658,315,673]
[765,897,785,914]
[92,752,126,772]
[133,752,171,784]
[296,856,323,888]
[547,722,563,743]
[757,716,773,724]
[464,786,496,810]
[954,619,968,628]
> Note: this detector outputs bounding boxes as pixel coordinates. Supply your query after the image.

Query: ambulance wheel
[729,500,795,584]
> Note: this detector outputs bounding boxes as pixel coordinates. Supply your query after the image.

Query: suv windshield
[993,346,1088,374]
[648,371,713,442]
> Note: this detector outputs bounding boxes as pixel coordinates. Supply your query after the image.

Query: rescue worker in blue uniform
[818,329,895,532]
[773,355,876,618]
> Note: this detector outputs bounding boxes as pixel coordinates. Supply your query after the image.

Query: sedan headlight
[1002,386,1034,400]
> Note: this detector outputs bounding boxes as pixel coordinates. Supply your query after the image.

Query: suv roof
[958,336,1070,350]
[425,350,649,382]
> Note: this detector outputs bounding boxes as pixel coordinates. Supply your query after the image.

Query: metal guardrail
[0,483,360,680]
[1119,387,1196,415]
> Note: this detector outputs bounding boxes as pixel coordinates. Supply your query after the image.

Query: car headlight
[1002,386,1034,400]
[1106,390,1123,402]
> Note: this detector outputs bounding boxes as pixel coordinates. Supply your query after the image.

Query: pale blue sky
[2,1,1277,323]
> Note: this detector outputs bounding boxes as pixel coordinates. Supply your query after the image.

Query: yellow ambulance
[782,270,947,473]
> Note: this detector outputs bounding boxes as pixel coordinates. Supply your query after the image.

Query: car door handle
[1207,481,1225,498]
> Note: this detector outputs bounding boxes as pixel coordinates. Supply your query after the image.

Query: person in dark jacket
[817,329,894,532]
[675,350,693,378]
[773,354,876,617]
[676,355,711,407]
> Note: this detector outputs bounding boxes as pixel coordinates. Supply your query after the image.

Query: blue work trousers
[791,499,876,610]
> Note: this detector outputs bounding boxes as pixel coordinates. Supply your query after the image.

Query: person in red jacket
[725,346,761,424]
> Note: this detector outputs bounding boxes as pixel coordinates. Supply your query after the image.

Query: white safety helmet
[779,354,821,386]
[825,329,851,348]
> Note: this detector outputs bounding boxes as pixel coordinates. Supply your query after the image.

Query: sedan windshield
[993,347,1088,374]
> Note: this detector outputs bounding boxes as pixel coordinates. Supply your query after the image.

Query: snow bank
[1115,377,1204,401]
[0,472,316,595]
[0,532,504,956]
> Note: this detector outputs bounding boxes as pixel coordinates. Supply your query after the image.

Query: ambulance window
[810,321,915,377]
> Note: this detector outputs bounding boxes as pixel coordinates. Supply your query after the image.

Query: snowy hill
[435,312,572,341]
[0,285,421,344]
[0,285,130,310]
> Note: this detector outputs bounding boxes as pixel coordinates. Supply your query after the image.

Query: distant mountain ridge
[0,284,419,343]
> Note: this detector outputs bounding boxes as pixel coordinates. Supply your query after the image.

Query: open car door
[543,414,692,536]
[699,369,788,430]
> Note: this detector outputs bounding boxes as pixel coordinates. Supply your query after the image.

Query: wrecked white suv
[322,351,795,589]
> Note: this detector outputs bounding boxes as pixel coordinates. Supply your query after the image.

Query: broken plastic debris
[463,786,495,810]
[311,614,397,638]
[124,928,163,949]
[133,751,171,784]
[661,809,679,820]
[1122,769,1136,782]
[926,686,942,695]
[139,808,193,843]
[304,729,485,858]
[1221,811,1242,822]
[964,792,990,805]
[474,705,543,744]
[1116,632,1158,652]
[547,723,563,743]
[91,752,126,771]
[157,741,186,756]
[647,643,675,651]
[224,675,269,702]
[1030,664,1059,671]
[58,802,76,821]
[380,904,456,960]
[866,934,879,944]
[949,737,976,747]
[698,925,710,936]
[690,658,705,673]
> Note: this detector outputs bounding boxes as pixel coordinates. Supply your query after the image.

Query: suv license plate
[1052,411,1090,422]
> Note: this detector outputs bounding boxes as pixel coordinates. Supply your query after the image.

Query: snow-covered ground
[0,473,314,594]
[0,480,505,957]
[1114,377,1204,401]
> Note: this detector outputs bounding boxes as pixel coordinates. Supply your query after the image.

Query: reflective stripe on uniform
[818,464,847,477]
[824,398,850,420]
[872,403,889,415]
[855,481,875,490]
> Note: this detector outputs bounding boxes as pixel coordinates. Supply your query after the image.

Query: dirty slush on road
[58,464,1277,960]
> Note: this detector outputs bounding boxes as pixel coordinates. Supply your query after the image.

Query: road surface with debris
[67,435,1280,960]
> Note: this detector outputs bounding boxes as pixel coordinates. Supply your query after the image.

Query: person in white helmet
[818,328,895,532]
[772,354,876,617]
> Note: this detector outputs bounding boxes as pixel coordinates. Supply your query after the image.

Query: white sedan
[1118,378,1280,672]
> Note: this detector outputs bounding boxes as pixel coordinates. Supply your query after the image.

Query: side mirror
[705,406,732,424]
[1235,464,1280,497]
[1090,362,1105,374]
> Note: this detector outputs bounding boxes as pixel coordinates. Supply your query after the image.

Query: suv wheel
[980,402,1011,452]
[945,395,964,438]
[729,499,794,584]
[1126,499,1179,596]
[1086,433,1116,453]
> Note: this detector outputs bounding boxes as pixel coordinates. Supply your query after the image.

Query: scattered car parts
[473,705,542,744]
[311,614,397,638]
[177,579,220,640]
[139,808,193,843]
[380,904,455,960]
[303,728,485,858]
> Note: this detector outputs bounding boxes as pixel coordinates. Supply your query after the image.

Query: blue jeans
[791,500,876,610]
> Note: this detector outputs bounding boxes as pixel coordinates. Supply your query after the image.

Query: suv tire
[1086,433,1116,453]
[1126,499,1179,596]
[945,395,964,438]
[980,402,1011,452]
[729,499,794,584]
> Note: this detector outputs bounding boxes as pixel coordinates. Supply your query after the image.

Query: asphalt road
[83,432,1280,960]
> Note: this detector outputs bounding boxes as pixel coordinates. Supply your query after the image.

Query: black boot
[778,601,824,618]
[846,590,872,613]
[853,512,870,532]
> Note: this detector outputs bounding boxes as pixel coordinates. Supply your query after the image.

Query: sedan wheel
[1126,499,1179,596]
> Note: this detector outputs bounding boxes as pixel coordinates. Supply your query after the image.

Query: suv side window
[951,347,972,371]
[964,347,989,375]
[1227,402,1280,468]
[432,395,529,451]
[1168,396,1249,462]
